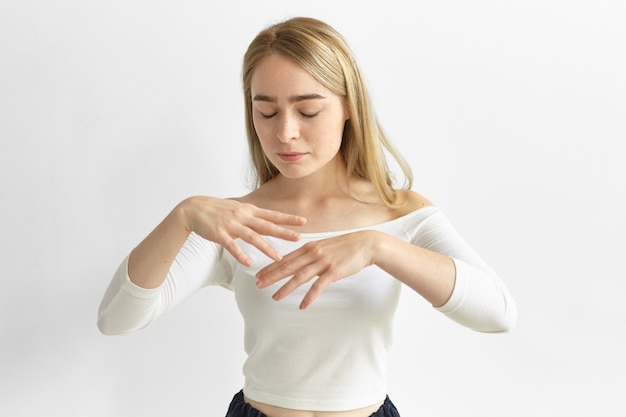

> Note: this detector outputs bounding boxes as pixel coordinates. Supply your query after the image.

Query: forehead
[250,53,333,97]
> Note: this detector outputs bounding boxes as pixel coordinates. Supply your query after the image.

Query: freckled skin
[250,53,349,182]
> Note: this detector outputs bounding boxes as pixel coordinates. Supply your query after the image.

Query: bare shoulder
[229,187,274,209]
[394,189,434,216]
[230,193,253,204]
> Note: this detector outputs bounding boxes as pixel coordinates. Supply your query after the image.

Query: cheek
[322,117,347,145]
[252,117,271,144]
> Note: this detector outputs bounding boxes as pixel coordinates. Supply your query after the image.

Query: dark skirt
[225,390,401,417]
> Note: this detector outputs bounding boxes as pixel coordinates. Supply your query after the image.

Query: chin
[275,166,315,180]
[278,171,310,180]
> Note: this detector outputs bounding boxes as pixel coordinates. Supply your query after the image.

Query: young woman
[98,17,516,417]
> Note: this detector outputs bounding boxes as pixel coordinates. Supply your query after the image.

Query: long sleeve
[97,232,233,335]
[408,208,517,333]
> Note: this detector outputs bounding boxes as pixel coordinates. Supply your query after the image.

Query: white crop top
[97,206,516,411]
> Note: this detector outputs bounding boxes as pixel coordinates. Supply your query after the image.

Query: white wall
[1,1,624,416]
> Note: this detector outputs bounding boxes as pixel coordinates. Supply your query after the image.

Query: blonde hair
[242,17,413,206]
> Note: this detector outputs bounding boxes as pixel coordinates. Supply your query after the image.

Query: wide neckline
[293,205,438,238]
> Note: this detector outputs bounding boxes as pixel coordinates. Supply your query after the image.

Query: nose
[276,113,299,143]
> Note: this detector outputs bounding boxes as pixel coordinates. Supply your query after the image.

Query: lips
[277,152,307,162]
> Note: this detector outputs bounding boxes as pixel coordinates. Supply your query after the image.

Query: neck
[271,158,351,202]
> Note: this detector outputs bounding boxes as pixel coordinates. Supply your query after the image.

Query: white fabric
[97,206,516,411]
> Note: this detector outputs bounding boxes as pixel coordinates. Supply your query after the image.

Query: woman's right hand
[180,196,306,266]
[128,196,306,289]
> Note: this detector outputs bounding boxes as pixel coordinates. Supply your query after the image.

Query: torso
[235,176,430,416]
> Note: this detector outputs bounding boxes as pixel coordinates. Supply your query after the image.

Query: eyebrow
[252,93,327,103]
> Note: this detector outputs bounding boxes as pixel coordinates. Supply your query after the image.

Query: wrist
[365,230,387,267]
[174,197,196,234]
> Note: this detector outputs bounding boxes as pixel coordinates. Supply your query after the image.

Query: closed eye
[301,112,319,118]
[260,112,278,119]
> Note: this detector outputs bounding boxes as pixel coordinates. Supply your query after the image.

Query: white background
[1,1,625,416]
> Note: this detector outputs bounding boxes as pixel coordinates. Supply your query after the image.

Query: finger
[257,259,297,288]
[227,203,305,240]
[299,274,335,310]
[256,248,309,285]
[256,247,297,276]
[220,236,254,267]
[254,207,307,227]
[249,217,301,242]
[271,267,318,301]
[236,225,283,262]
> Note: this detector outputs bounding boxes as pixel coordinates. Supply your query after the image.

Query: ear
[342,97,350,121]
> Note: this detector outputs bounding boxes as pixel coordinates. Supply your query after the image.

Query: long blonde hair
[242,17,413,206]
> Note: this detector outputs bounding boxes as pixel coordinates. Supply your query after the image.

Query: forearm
[371,231,456,307]
[370,212,516,333]
[128,201,191,289]
[99,208,230,335]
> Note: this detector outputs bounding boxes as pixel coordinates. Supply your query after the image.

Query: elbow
[479,315,515,334]
[97,311,133,336]
[97,315,120,336]
[474,297,518,334]
[96,306,154,336]
[498,299,518,333]
[498,307,517,333]
[437,288,518,334]
[492,287,518,333]
[442,259,518,334]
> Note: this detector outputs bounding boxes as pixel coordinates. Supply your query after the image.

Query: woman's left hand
[255,231,380,309]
